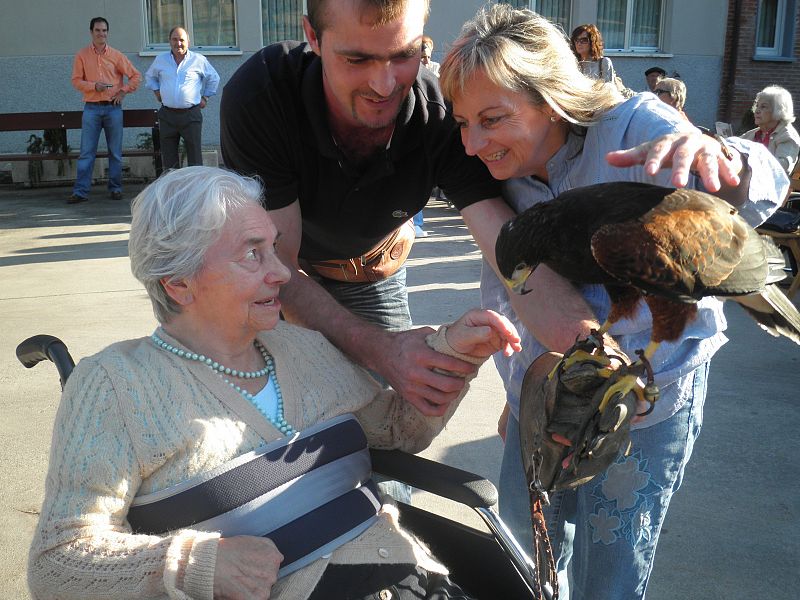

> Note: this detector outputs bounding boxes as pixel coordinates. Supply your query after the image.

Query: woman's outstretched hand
[445,309,522,359]
[606,130,744,192]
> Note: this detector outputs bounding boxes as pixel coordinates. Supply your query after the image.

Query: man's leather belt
[127,414,381,577]
[161,104,198,113]
[86,101,113,105]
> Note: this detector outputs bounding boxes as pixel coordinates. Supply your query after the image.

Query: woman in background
[654,77,690,121]
[570,24,616,84]
[741,85,800,174]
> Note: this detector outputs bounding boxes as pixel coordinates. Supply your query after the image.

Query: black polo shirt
[220,41,500,260]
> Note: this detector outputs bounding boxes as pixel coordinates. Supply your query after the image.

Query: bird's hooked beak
[505,263,534,295]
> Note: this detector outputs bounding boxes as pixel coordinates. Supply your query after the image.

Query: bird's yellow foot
[597,373,645,413]
[548,330,612,380]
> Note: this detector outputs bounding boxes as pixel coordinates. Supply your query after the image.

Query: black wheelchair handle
[16,334,76,390]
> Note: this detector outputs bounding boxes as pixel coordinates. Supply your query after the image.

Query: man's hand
[606,130,743,192]
[373,328,478,417]
[110,89,127,105]
[446,308,521,358]
[200,95,208,108]
[213,536,283,600]
[94,81,113,92]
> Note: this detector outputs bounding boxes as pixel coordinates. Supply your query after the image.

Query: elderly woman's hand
[213,536,283,599]
[445,309,522,359]
[605,130,744,193]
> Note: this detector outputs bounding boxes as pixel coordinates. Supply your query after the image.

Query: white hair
[129,166,264,323]
[753,85,795,125]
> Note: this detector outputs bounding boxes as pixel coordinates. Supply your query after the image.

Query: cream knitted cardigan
[742,121,800,174]
[28,322,484,600]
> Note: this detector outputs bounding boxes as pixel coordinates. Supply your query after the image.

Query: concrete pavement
[0,184,798,599]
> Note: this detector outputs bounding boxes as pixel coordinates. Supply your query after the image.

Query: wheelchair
[17,334,544,599]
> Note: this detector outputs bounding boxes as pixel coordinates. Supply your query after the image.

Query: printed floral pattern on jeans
[588,450,661,547]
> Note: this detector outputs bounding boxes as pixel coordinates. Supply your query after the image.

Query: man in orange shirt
[69,17,141,204]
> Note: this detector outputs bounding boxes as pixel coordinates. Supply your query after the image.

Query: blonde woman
[439,5,787,598]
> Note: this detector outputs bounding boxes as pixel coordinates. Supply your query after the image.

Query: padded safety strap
[127,414,381,576]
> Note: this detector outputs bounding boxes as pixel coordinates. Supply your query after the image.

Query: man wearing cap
[645,66,666,92]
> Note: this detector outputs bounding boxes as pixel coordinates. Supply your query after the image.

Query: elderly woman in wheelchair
[27,166,521,600]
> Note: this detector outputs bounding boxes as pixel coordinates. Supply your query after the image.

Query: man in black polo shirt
[221,0,501,414]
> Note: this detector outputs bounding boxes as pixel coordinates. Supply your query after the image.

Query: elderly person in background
[439,5,787,599]
[644,66,666,92]
[28,166,520,600]
[654,77,689,121]
[741,85,800,174]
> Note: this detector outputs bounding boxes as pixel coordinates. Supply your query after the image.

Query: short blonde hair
[439,4,621,126]
[655,77,687,110]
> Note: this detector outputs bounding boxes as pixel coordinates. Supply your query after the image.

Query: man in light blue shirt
[145,27,220,169]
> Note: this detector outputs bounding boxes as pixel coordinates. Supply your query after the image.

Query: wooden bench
[0,109,162,176]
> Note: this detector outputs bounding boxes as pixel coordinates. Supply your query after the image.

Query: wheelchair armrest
[16,334,75,390]
[370,448,498,509]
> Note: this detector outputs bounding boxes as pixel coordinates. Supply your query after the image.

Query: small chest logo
[392,210,409,219]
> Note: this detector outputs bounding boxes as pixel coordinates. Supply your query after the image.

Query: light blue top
[484,93,789,427]
[145,50,220,108]
[251,377,279,421]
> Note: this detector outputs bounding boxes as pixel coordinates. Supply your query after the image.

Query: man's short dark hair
[306,0,429,40]
[90,17,109,31]
[645,66,666,77]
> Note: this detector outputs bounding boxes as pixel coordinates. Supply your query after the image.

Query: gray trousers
[158,105,203,170]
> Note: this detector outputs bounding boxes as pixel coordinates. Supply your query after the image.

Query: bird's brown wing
[590,188,751,301]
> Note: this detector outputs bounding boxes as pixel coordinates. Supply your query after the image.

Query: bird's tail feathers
[734,285,800,345]
[761,234,792,285]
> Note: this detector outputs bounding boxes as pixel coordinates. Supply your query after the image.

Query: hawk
[496,181,800,408]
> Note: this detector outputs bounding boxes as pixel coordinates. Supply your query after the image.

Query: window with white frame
[597,0,662,52]
[144,0,237,50]
[531,0,572,34]
[755,0,794,58]
[262,0,304,45]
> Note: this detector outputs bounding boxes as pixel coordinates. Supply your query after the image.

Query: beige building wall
[0,0,730,157]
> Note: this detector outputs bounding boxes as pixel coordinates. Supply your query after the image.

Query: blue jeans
[318,267,412,503]
[73,103,123,197]
[499,363,709,599]
[317,267,412,333]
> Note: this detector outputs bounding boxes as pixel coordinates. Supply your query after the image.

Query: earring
[550,115,557,122]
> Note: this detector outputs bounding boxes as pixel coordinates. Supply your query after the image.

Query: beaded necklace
[151,332,295,435]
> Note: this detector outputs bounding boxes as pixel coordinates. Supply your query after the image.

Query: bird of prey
[496,181,800,409]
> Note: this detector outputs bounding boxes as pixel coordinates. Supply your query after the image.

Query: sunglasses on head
[654,89,672,95]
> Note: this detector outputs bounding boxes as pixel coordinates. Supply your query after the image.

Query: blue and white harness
[127,414,382,577]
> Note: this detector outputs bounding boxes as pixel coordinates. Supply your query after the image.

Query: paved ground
[0,184,798,599]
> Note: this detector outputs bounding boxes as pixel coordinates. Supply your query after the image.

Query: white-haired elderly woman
[436,5,788,599]
[28,166,520,600]
[742,85,800,174]
[654,77,689,121]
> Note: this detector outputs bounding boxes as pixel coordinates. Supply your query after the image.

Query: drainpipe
[723,0,743,123]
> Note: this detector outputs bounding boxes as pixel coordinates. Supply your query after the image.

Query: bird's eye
[514,262,526,273]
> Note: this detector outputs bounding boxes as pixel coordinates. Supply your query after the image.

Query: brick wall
[719,0,800,133]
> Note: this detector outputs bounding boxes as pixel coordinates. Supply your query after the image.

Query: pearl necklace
[151,332,295,435]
